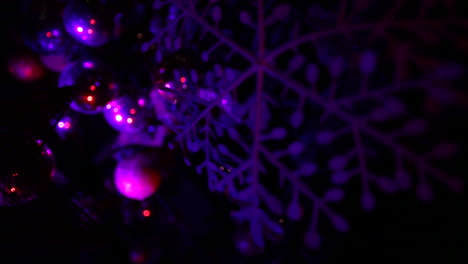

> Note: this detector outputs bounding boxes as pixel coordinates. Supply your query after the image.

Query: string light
[143,210,151,217]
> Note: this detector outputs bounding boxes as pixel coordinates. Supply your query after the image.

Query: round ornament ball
[114,152,162,201]
[150,50,199,106]
[63,0,114,47]
[103,96,148,134]
[0,138,55,206]
[40,53,69,72]
[58,60,118,114]
[21,0,69,54]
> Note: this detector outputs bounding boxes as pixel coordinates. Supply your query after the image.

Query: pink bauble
[114,153,161,201]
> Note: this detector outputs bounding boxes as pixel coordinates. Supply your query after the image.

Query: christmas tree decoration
[144,0,467,252]
[23,24,69,55]
[63,0,114,47]
[40,53,69,72]
[149,52,202,128]
[1,0,466,262]
[152,67,197,106]
[58,60,118,114]
[20,0,69,54]
[114,151,162,201]
[8,54,45,82]
[53,112,75,140]
[103,96,149,134]
[0,138,55,206]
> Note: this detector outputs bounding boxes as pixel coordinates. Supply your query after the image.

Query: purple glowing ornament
[40,53,69,72]
[114,152,162,201]
[25,27,69,54]
[150,51,199,108]
[58,60,118,114]
[21,0,69,54]
[104,96,148,134]
[63,0,113,47]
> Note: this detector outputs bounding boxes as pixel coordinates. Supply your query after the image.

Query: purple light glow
[83,61,94,68]
[138,99,145,106]
[114,154,161,201]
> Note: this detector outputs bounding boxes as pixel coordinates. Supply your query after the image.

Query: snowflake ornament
[145,0,467,250]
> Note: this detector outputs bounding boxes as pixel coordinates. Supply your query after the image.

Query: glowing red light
[180,77,186,83]
[87,96,94,102]
[127,117,134,124]
[90,19,96,25]
[90,85,96,91]
[143,210,151,217]
[46,32,52,37]
[130,109,136,115]
[10,187,16,193]
[64,122,71,129]
[88,29,93,34]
